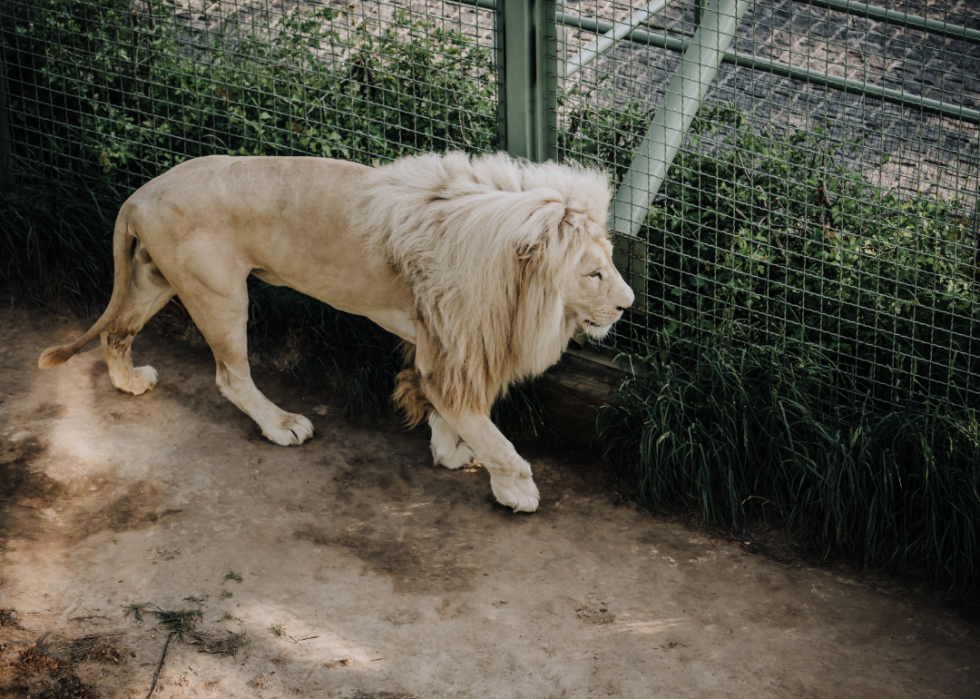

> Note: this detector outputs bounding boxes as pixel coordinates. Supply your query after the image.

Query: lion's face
[563,236,635,340]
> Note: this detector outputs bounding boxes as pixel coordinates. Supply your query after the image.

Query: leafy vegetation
[2,0,495,186]
[633,105,980,410]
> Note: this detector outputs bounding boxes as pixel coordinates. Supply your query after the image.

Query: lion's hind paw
[433,440,477,470]
[490,471,540,513]
[116,365,159,396]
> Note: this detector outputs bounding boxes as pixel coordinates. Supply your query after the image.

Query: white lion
[38,152,634,512]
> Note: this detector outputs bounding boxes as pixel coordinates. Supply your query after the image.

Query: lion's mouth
[581,318,612,337]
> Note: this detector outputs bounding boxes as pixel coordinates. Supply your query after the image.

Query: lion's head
[562,235,634,342]
[362,152,633,415]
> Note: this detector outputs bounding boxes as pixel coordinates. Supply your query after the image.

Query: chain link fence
[2,0,979,413]
[557,0,980,414]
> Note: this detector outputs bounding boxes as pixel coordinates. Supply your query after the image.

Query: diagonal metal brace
[608,0,750,314]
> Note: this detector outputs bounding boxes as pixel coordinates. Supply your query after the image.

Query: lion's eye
[589,271,603,280]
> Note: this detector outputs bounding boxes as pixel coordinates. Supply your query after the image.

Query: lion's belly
[250,258,416,343]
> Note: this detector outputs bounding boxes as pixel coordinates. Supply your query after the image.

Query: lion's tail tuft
[393,367,433,429]
[38,214,137,372]
[38,344,81,369]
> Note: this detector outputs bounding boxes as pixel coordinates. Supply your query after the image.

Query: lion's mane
[357,152,612,419]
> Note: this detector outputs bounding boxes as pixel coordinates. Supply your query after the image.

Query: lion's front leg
[412,323,539,512]
[429,407,540,512]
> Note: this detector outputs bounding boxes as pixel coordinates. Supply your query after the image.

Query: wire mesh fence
[0,0,499,192]
[2,0,979,414]
[557,0,980,414]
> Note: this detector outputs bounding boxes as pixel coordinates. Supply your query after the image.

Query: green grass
[598,331,980,590]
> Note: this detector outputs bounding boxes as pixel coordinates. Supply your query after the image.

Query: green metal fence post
[496,0,557,163]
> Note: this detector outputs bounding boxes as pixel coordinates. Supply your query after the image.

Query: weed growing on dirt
[152,607,203,640]
[223,571,243,583]
[0,640,103,699]
[269,623,286,638]
[123,603,151,622]
[149,606,247,656]
[68,636,126,665]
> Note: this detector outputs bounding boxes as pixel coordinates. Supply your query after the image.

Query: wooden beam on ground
[537,349,630,444]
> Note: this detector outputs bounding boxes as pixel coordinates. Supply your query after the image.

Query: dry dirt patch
[1,306,979,698]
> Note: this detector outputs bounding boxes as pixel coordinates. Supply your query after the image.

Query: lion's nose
[618,287,635,312]
[616,281,636,313]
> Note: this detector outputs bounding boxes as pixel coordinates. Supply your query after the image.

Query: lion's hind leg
[394,365,476,469]
[176,274,313,446]
[101,242,175,395]
[428,412,477,470]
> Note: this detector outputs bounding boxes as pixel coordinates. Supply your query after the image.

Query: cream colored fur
[38,152,633,512]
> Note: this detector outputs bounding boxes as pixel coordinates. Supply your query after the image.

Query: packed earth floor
[1,306,979,698]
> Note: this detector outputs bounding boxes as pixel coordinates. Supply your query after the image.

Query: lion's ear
[516,195,567,261]
[518,197,588,286]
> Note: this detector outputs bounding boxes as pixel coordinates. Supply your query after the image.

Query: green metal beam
[462,0,980,47]
[807,0,980,47]
[609,0,751,312]
[562,0,673,80]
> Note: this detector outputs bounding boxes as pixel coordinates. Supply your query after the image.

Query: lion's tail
[38,213,136,369]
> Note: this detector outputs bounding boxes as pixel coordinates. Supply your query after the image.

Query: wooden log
[537,348,630,444]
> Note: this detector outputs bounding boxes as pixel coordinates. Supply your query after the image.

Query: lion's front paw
[116,365,159,395]
[490,471,540,513]
[264,413,314,446]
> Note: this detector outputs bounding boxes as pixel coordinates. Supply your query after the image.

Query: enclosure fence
[2,0,979,414]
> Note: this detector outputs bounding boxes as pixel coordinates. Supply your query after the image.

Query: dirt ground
[1,306,979,699]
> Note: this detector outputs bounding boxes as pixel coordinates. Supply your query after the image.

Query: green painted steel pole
[609,0,751,311]
[562,0,672,80]
[497,0,557,163]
